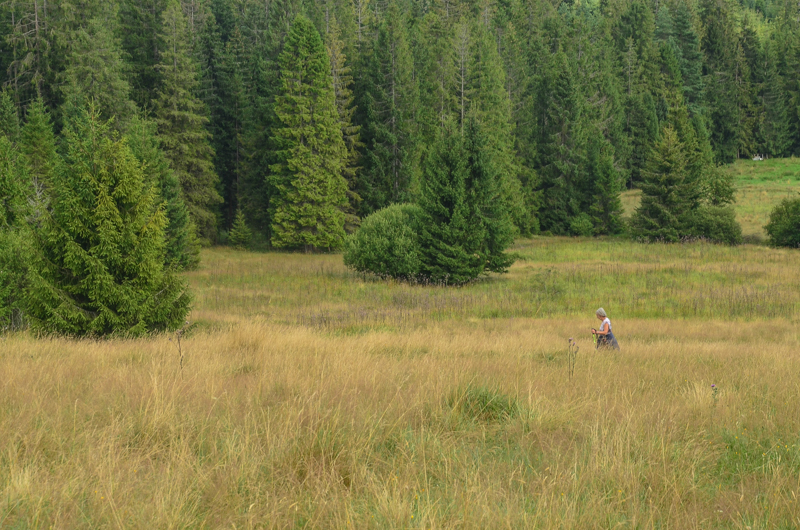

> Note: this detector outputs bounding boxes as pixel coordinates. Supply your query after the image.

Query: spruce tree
[125,115,200,270]
[118,0,166,109]
[467,22,528,236]
[624,92,659,186]
[417,9,457,145]
[269,15,348,251]
[463,118,516,273]
[537,51,587,235]
[154,0,222,244]
[0,90,20,141]
[215,25,251,227]
[0,135,27,228]
[20,98,59,193]
[228,208,252,249]
[418,120,482,284]
[238,0,304,239]
[587,134,624,235]
[356,4,419,214]
[0,135,30,329]
[758,40,791,157]
[59,10,137,128]
[326,15,362,232]
[632,127,692,242]
[25,105,191,337]
[673,1,705,115]
[701,0,739,162]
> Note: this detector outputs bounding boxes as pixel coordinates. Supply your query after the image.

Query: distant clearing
[621,157,800,240]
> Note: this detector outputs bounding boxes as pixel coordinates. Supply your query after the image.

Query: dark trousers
[597,331,620,350]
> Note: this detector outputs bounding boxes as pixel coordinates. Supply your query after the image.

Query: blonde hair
[596,308,607,318]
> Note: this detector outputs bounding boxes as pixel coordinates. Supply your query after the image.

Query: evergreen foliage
[0,134,30,328]
[0,135,26,227]
[20,99,59,193]
[154,0,222,244]
[0,0,789,264]
[59,9,137,127]
[417,121,482,284]
[0,89,19,140]
[25,105,191,337]
[537,51,588,235]
[356,4,418,215]
[673,1,705,115]
[125,115,200,270]
[326,15,362,231]
[765,197,800,248]
[463,118,516,273]
[214,25,251,227]
[632,127,691,242]
[269,15,348,251]
[228,208,253,249]
[467,23,527,236]
[587,135,625,235]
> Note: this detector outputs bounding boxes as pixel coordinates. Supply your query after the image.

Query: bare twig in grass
[170,321,190,374]
[568,338,579,380]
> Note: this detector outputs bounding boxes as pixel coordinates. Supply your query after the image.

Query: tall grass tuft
[447,385,521,423]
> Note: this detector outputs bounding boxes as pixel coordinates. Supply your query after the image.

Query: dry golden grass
[2,242,800,528]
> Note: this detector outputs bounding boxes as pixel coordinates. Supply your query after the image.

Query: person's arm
[596,320,609,335]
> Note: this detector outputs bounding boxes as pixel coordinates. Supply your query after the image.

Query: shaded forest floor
[2,241,799,528]
[621,157,800,240]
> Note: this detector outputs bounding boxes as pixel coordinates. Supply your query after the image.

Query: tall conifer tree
[126,115,200,269]
[154,0,222,243]
[20,98,58,194]
[0,134,30,328]
[59,9,137,127]
[758,40,791,157]
[463,118,516,273]
[418,120,481,284]
[216,25,251,226]
[467,22,528,234]
[25,105,191,336]
[326,15,361,231]
[537,51,587,235]
[356,4,418,214]
[673,1,705,115]
[632,127,691,242]
[0,90,20,141]
[269,15,348,250]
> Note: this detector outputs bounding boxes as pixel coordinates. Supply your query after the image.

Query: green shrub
[683,205,742,245]
[765,197,800,248]
[569,212,594,237]
[343,204,423,279]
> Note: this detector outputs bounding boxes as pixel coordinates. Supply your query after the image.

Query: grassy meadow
[2,239,800,528]
[621,156,800,240]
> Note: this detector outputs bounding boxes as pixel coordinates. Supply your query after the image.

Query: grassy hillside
[621,157,800,240]
[2,242,800,528]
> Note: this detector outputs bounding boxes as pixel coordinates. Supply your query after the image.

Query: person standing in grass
[592,308,620,350]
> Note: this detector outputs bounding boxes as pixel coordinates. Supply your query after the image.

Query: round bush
[683,205,742,245]
[765,197,800,248]
[568,212,594,237]
[343,204,423,279]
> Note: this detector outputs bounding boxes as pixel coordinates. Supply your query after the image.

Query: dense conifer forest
[1,0,797,247]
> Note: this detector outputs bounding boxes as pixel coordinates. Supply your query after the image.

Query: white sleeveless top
[601,317,611,332]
